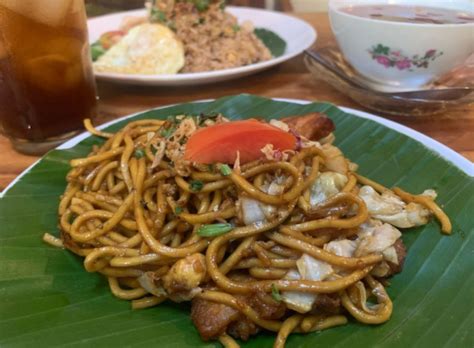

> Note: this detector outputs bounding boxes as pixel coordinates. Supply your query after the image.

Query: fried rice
[154,1,272,73]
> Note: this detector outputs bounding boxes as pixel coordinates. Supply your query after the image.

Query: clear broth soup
[340,4,474,24]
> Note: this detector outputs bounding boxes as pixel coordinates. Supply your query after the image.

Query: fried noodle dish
[46,113,452,347]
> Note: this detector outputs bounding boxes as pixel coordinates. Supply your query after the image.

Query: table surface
[1,12,473,191]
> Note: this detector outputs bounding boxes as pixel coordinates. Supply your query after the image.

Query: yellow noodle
[219,236,255,275]
[84,246,139,272]
[108,277,147,300]
[235,258,296,270]
[120,133,135,191]
[267,232,382,269]
[131,295,167,309]
[342,174,357,192]
[274,315,303,348]
[42,233,64,248]
[249,267,287,279]
[110,254,166,267]
[228,162,303,205]
[92,161,119,191]
[179,206,236,224]
[354,173,390,193]
[106,171,115,191]
[208,190,222,212]
[196,193,210,214]
[341,275,392,324]
[219,333,240,348]
[301,315,348,332]
[143,170,173,189]
[287,193,369,232]
[98,267,143,278]
[58,184,80,215]
[393,187,452,234]
[70,147,124,167]
[84,118,113,138]
[70,193,135,242]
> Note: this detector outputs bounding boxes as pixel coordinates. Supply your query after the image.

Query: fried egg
[93,23,185,75]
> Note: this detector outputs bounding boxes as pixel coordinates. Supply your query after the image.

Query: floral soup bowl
[329,0,474,91]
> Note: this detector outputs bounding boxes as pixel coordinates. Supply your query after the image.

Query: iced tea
[0,0,97,154]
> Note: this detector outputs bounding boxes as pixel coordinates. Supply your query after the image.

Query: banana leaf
[0,95,472,347]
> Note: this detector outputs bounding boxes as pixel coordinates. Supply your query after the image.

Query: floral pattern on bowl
[368,44,443,71]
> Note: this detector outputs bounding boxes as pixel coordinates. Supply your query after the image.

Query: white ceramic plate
[2,98,471,198]
[87,7,316,86]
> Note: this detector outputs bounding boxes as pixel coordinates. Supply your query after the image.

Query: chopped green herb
[232,24,240,32]
[175,206,183,214]
[219,0,226,10]
[160,127,175,139]
[220,164,232,176]
[167,115,177,124]
[196,112,219,125]
[150,7,167,23]
[134,148,145,158]
[90,41,106,62]
[189,180,204,192]
[197,223,233,237]
[271,284,282,302]
[194,0,210,12]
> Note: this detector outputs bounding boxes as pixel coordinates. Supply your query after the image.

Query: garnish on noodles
[46,113,451,348]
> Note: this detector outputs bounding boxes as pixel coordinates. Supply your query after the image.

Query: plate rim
[1,97,472,198]
[88,7,317,83]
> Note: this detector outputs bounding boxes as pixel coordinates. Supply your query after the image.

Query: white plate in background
[87,7,316,86]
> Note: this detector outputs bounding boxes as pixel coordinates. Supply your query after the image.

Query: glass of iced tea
[0,0,97,155]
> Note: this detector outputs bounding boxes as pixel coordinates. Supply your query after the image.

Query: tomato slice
[184,119,296,164]
[99,30,125,50]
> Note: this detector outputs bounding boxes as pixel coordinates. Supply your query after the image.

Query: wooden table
[1,12,473,191]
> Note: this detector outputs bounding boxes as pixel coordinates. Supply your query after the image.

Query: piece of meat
[387,238,407,275]
[282,113,335,141]
[227,317,259,341]
[191,298,240,341]
[228,293,286,341]
[190,291,286,341]
[372,238,408,279]
[246,292,287,320]
[313,293,341,314]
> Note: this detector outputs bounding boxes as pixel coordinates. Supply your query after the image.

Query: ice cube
[1,0,71,27]
[26,54,82,94]
[47,37,83,57]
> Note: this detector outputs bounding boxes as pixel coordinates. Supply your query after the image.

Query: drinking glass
[0,0,97,155]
